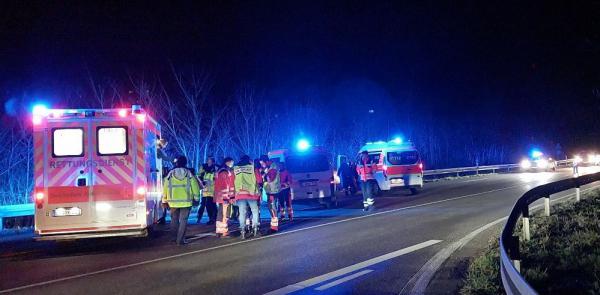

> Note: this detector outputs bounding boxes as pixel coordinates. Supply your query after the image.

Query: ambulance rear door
[41,117,93,231]
[90,119,139,226]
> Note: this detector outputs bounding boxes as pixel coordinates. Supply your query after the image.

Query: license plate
[391,179,405,185]
[302,181,318,187]
[53,207,82,217]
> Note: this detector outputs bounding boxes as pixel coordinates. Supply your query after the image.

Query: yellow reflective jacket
[162,168,201,208]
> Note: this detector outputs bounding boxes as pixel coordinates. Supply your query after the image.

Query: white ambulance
[32,105,163,240]
[357,139,424,195]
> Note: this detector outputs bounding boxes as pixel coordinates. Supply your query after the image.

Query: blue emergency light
[296,139,311,151]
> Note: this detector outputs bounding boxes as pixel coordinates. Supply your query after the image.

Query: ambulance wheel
[373,182,383,196]
[410,188,419,195]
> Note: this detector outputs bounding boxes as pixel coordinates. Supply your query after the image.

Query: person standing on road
[260,155,280,233]
[162,155,201,245]
[214,157,236,238]
[234,155,263,239]
[197,156,218,225]
[278,162,293,221]
[357,151,375,211]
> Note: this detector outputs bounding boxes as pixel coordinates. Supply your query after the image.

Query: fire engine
[31,104,163,240]
[268,140,341,207]
[357,138,424,195]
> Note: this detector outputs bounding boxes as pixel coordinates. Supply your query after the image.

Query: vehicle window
[356,153,381,165]
[387,151,419,165]
[52,128,84,157]
[98,127,128,155]
[286,154,329,173]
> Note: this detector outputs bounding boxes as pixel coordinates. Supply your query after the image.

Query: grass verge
[461,189,600,294]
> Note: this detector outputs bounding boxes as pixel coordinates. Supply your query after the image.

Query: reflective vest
[264,163,281,194]
[357,158,375,181]
[201,170,215,197]
[234,164,259,199]
[162,168,201,208]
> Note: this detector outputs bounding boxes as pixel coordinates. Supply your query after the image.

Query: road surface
[1,167,598,294]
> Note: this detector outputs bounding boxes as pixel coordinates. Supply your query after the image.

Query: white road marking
[0,183,525,293]
[400,184,600,295]
[263,240,442,295]
[314,269,374,291]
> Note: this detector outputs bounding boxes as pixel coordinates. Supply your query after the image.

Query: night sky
[1,1,599,152]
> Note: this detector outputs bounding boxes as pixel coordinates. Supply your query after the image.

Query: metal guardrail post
[522,206,530,241]
[544,195,550,217]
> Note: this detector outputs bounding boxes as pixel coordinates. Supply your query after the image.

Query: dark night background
[1,1,599,165]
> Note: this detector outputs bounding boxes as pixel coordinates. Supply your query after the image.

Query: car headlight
[536,159,548,169]
[521,159,532,169]
[574,155,583,164]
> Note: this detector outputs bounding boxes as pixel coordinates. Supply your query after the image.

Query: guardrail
[499,170,600,294]
[0,203,34,230]
[423,159,572,178]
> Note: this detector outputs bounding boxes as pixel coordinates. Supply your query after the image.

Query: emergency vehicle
[268,145,340,207]
[32,105,163,240]
[357,139,424,195]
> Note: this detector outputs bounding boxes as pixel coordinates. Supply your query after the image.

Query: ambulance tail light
[419,163,424,170]
[35,192,44,209]
[118,109,128,118]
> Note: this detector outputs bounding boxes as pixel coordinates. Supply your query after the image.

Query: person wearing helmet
[260,155,280,233]
[162,155,201,245]
[214,157,236,237]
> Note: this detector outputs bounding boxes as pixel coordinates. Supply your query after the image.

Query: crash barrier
[423,159,572,179]
[0,203,34,230]
[499,170,600,294]
[0,159,574,231]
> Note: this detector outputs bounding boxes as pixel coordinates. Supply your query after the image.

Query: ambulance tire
[410,187,419,195]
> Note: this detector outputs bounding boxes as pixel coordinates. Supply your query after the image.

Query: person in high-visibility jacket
[197,156,218,225]
[234,155,263,239]
[214,157,236,237]
[357,151,376,211]
[162,155,201,245]
[260,155,280,232]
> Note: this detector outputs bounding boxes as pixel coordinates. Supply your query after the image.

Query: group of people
[161,152,293,245]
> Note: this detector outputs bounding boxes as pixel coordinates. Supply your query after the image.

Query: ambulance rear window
[387,151,420,165]
[52,128,84,157]
[97,127,128,155]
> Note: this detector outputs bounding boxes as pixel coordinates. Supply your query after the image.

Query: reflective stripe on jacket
[162,168,201,208]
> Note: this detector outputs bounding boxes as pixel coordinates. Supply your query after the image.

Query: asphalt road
[1,167,599,295]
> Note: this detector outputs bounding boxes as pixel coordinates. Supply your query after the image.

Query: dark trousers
[170,207,191,245]
[197,196,217,222]
[277,188,293,218]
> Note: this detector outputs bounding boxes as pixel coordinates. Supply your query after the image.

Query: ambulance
[357,139,424,195]
[31,104,163,240]
[268,141,340,207]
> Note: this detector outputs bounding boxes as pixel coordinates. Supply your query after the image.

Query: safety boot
[240,230,247,240]
[253,226,261,237]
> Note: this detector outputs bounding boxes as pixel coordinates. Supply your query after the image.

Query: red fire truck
[32,105,163,240]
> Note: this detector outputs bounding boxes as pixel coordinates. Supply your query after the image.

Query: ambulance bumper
[35,228,147,241]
